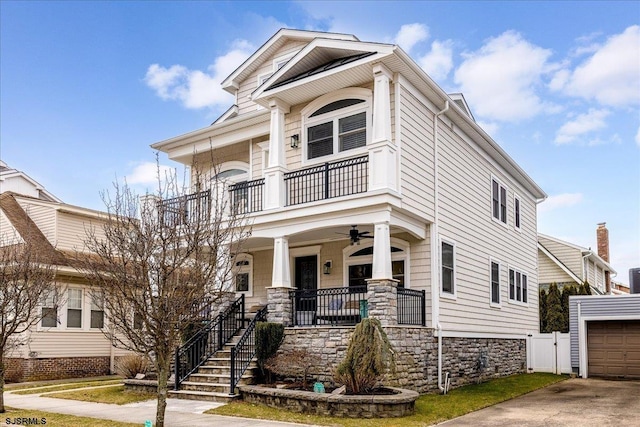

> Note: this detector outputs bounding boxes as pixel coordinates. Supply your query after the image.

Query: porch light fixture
[290,134,300,148]
[323,260,332,275]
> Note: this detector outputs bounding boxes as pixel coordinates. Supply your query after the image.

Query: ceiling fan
[337,225,373,245]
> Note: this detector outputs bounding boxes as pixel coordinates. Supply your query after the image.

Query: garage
[569,294,640,378]
[587,320,640,379]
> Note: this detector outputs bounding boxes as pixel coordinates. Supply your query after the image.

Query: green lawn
[12,379,123,395]
[5,375,121,391]
[208,373,567,427]
[2,407,140,427]
[45,385,156,405]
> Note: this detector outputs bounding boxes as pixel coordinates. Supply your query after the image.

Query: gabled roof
[221,28,359,93]
[538,233,616,274]
[0,160,62,203]
[448,93,475,122]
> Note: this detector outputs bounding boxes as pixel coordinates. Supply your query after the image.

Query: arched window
[343,238,410,289]
[213,161,249,183]
[301,88,372,162]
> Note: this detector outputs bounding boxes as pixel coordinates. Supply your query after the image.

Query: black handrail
[289,285,368,326]
[174,294,245,389]
[397,288,426,326]
[229,178,265,214]
[159,190,211,226]
[284,155,368,206]
[229,306,268,395]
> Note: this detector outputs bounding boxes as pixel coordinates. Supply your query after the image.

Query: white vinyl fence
[527,332,571,374]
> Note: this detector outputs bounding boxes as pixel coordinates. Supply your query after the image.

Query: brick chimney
[596,222,611,293]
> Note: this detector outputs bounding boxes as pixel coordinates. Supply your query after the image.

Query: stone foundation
[279,326,526,393]
[5,356,111,382]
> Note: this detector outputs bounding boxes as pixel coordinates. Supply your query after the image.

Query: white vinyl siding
[435,112,538,334]
[538,249,575,285]
[398,82,435,221]
[538,236,582,279]
[17,200,56,244]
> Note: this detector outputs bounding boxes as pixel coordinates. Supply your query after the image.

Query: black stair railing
[229,306,268,395]
[174,294,245,389]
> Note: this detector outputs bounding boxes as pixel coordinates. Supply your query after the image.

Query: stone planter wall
[239,385,419,418]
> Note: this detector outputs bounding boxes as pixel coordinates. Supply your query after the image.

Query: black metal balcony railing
[289,285,368,326]
[229,178,265,215]
[397,287,426,326]
[284,155,368,206]
[159,190,211,226]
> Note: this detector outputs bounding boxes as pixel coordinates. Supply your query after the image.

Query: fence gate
[528,332,571,374]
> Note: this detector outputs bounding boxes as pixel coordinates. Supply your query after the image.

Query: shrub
[545,283,564,332]
[334,318,395,394]
[255,322,285,377]
[264,349,321,388]
[115,354,149,379]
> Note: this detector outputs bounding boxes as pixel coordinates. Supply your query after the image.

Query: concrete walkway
[5,390,318,427]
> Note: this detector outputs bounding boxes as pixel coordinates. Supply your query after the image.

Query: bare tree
[78,162,250,427]
[0,239,58,413]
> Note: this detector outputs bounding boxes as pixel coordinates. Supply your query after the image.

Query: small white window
[441,240,455,295]
[514,194,522,231]
[492,178,507,224]
[490,260,500,305]
[67,289,83,328]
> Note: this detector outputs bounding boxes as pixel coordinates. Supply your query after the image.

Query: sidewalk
[5,391,319,427]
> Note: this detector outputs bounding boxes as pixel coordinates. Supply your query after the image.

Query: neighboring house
[538,223,616,295]
[151,28,547,393]
[611,280,630,295]
[0,160,61,203]
[0,192,130,381]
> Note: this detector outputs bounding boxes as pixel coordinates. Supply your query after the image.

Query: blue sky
[1,1,638,284]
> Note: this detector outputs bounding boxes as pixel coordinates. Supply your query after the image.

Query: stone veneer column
[366,278,399,326]
[267,287,293,326]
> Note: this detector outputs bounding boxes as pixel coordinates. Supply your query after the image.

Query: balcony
[159,154,370,222]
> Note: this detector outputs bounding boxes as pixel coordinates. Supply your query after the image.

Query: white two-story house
[152,29,547,393]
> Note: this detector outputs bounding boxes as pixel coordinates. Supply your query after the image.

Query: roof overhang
[221,29,359,94]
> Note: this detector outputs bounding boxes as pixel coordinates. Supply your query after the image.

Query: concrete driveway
[440,378,640,427]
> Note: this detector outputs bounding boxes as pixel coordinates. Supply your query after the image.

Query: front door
[295,255,318,312]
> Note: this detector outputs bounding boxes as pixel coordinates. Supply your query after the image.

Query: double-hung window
[441,241,455,295]
[509,268,528,303]
[90,291,105,329]
[306,99,368,160]
[67,289,83,328]
[490,260,500,304]
[492,178,507,224]
[41,293,57,328]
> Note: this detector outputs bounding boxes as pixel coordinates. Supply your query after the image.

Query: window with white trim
[490,260,500,304]
[41,293,57,328]
[234,254,253,296]
[492,178,507,224]
[514,194,521,230]
[441,241,455,295]
[343,239,410,289]
[67,288,83,328]
[90,291,105,329]
[509,268,528,303]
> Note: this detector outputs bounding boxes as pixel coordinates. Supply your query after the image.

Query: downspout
[581,251,592,283]
[433,100,449,394]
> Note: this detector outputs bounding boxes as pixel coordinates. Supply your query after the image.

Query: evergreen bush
[545,283,564,332]
[255,322,285,377]
[334,318,395,394]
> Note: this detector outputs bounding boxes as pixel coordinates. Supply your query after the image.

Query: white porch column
[371,222,393,280]
[271,236,291,288]
[368,63,398,193]
[264,98,290,210]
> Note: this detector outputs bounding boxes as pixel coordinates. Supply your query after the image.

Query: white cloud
[538,193,584,213]
[144,40,254,110]
[418,40,454,81]
[560,26,640,107]
[555,108,610,144]
[394,23,429,54]
[636,126,640,147]
[476,120,499,136]
[454,31,556,122]
[126,162,176,185]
